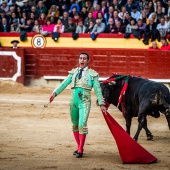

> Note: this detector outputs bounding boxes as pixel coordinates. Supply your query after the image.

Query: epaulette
[89,68,98,77]
[68,67,78,74]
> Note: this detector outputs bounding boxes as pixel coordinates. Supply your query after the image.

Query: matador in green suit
[50,52,107,158]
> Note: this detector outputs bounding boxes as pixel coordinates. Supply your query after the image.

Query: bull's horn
[108,81,116,85]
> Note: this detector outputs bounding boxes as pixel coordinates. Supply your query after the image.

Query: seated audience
[0,17,10,32]
[160,38,170,50]
[105,17,115,33]
[143,18,158,45]
[148,41,160,50]
[42,19,55,33]
[10,18,21,32]
[20,18,33,32]
[53,18,64,33]
[112,21,125,34]
[64,17,76,33]
[91,18,105,34]
[32,19,41,33]
[85,19,95,33]
[47,5,60,19]
[76,19,86,33]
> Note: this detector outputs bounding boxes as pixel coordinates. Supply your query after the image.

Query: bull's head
[100,74,121,106]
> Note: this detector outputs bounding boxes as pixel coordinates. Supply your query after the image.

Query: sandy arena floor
[0,81,170,170]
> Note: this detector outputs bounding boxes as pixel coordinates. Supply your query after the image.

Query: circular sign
[31,35,46,48]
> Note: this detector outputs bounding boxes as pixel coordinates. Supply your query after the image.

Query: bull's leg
[133,113,146,141]
[124,115,132,135]
[142,117,153,140]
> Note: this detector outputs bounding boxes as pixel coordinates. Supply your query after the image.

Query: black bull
[100,75,170,141]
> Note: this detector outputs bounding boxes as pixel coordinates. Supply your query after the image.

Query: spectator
[139,0,148,11]
[104,6,114,25]
[53,18,64,33]
[10,18,21,32]
[85,1,94,13]
[78,0,86,10]
[0,17,10,32]
[36,0,47,16]
[118,6,127,21]
[104,17,115,33]
[112,20,125,34]
[72,13,83,26]
[6,6,15,16]
[84,12,95,27]
[156,5,165,21]
[62,11,69,27]
[122,11,134,26]
[143,5,152,18]
[32,19,41,33]
[124,18,141,39]
[47,5,60,19]
[167,0,170,17]
[64,17,76,33]
[113,10,121,24]
[143,18,158,45]
[149,12,159,24]
[157,17,168,39]
[41,19,55,33]
[11,40,19,48]
[97,11,106,24]
[92,0,102,9]
[0,0,9,13]
[22,0,31,14]
[101,0,108,14]
[156,1,166,13]
[137,19,146,34]
[111,0,121,12]
[125,0,133,13]
[148,1,155,13]
[91,18,105,34]
[76,19,85,33]
[56,0,67,16]
[20,18,33,32]
[38,12,46,26]
[164,15,170,26]
[20,11,27,26]
[92,4,103,19]
[140,11,149,24]
[8,12,19,25]
[16,6,22,19]
[80,6,88,21]
[160,38,170,50]
[30,5,39,19]
[69,6,77,18]
[29,12,36,23]
[85,19,95,33]
[148,41,160,50]
[131,5,141,22]
[69,0,80,13]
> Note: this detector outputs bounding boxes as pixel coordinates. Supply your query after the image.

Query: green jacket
[54,67,105,105]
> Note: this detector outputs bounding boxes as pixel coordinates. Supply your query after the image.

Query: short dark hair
[79,52,90,60]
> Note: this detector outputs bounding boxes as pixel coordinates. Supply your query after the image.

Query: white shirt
[78,66,88,77]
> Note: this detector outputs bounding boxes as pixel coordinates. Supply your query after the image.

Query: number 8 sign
[31,35,47,48]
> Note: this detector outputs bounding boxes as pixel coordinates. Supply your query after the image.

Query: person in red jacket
[160,38,170,50]
[148,41,160,50]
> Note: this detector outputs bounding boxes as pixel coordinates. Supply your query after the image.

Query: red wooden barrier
[0,48,25,84]
[25,48,170,82]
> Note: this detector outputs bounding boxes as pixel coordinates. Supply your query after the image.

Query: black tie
[78,69,83,79]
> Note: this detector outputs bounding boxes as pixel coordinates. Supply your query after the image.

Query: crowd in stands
[0,0,170,46]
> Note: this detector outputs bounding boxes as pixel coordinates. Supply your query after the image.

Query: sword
[33,102,50,126]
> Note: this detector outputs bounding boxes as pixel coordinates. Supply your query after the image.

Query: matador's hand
[100,105,107,115]
[50,92,56,103]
